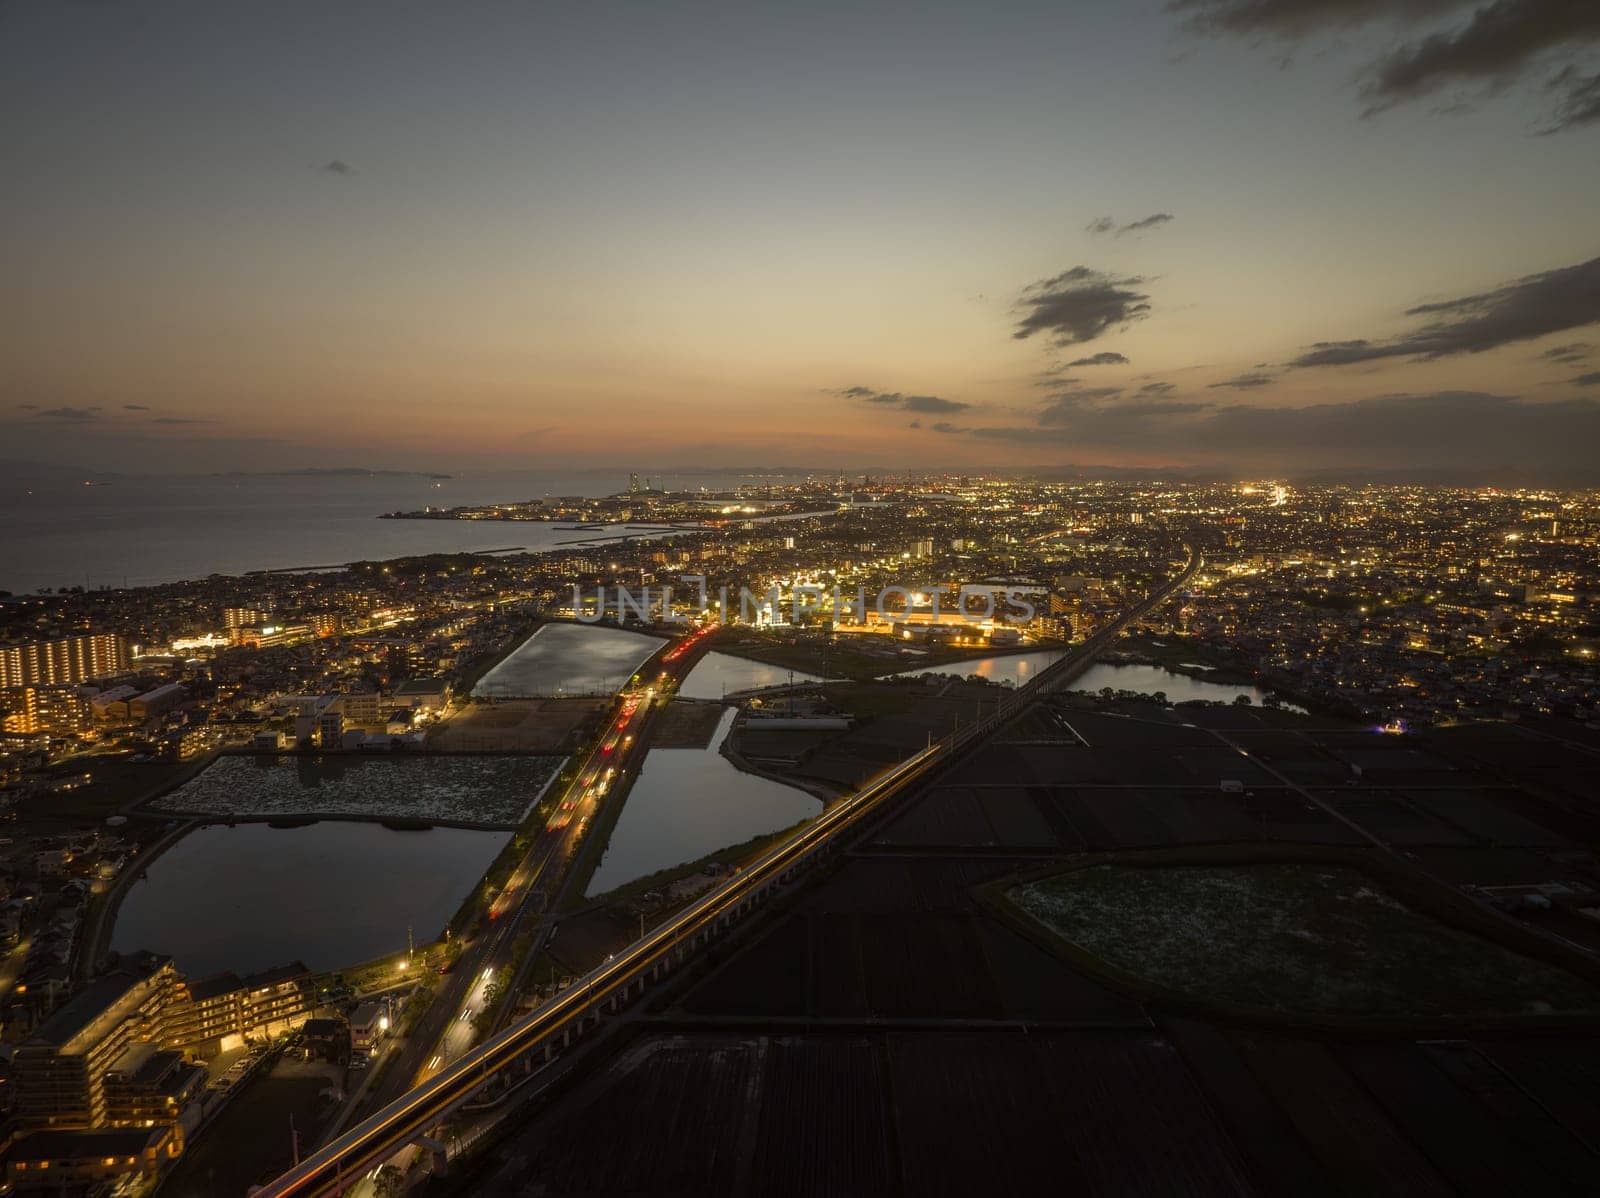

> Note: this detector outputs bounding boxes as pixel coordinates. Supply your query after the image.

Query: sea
[0,469,764,595]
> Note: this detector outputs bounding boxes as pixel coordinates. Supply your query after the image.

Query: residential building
[5,1124,181,1190]
[10,954,189,1128]
[0,686,94,736]
[0,635,130,688]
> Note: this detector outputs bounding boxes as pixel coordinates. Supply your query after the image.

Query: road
[256,549,1201,1196]
[339,623,718,1126]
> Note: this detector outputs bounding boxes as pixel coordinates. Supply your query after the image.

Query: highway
[255,548,1200,1196]
[343,625,716,1121]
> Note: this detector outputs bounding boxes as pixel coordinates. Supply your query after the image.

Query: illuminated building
[0,635,129,688]
[169,963,315,1055]
[5,1124,182,1190]
[10,955,189,1129]
[0,686,94,736]
[222,606,272,630]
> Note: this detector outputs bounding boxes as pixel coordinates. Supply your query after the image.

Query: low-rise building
[5,1124,182,1190]
[102,1043,206,1127]
[171,962,314,1055]
[129,683,186,721]
[348,1000,389,1054]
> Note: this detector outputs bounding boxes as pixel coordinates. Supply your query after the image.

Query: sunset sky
[3,0,1598,479]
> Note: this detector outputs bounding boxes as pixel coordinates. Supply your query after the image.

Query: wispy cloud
[30,405,103,422]
[1066,351,1131,367]
[1208,371,1276,389]
[1086,213,1176,237]
[1362,1,1600,131]
[832,387,970,414]
[1541,341,1592,364]
[1117,213,1174,236]
[1168,0,1600,134]
[1290,254,1600,367]
[1167,1,1468,39]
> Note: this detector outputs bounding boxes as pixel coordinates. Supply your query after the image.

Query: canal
[584,708,819,897]
[677,651,827,700]
[901,653,1280,704]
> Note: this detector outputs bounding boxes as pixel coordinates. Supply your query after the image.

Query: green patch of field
[1010,862,1600,1019]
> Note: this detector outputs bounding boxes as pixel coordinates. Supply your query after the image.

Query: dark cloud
[1117,213,1174,237]
[31,406,102,422]
[929,422,966,434]
[1290,254,1600,367]
[908,420,922,429]
[1067,351,1131,367]
[901,394,970,414]
[968,396,1212,445]
[1038,387,1127,425]
[1139,381,1177,394]
[1013,266,1153,347]
[955,389,1600,478]
[321,159,354,176]
[1208,371,1276,389]
[834,387,970,413]
[1362,1,1600,122]
[1573,371,1600,385]
[1541,341,1591,363]
[1194,392,1600,475]
[151,416,207,425]
[1170,0,1600,133]
[1166,0,1466,39]
[1085,216,1115,235]
[123,403,150,411]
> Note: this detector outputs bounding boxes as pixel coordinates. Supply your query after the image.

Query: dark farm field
[444,705,1600,1197]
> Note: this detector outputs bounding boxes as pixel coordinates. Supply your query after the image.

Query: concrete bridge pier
[416,1135,448,1177]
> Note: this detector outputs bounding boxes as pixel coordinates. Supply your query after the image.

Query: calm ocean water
[0,470,751,595]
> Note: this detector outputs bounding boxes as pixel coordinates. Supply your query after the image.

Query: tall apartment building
[222,606,272,630]
[0,686,94,736]
[0,634,130,688]
[306,612,342,637]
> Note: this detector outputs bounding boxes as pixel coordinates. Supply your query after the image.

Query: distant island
[381,487,831,525]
